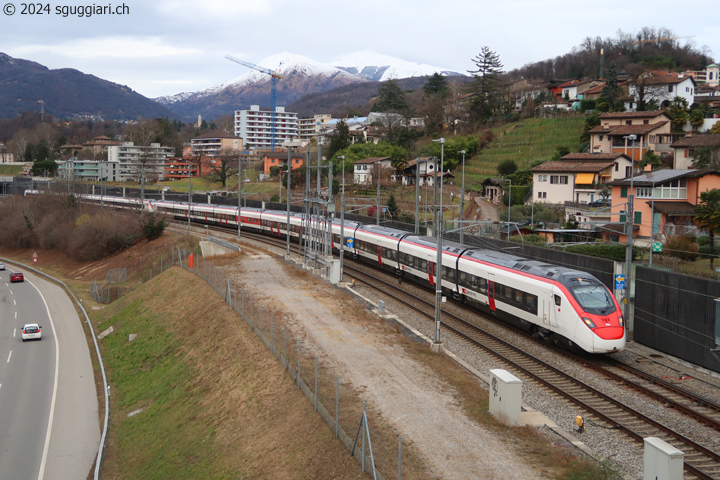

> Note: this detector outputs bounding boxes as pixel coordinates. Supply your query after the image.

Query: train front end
[561,275,625,354]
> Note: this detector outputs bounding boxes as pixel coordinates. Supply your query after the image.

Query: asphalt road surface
[0,266,99,480]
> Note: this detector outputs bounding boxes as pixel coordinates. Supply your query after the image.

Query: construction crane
[632,35,695,45]
[226,54,283,152]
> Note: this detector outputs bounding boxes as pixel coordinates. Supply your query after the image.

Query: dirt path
[233,252,551,480]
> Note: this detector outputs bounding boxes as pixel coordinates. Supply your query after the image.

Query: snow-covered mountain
[332,52,465,82]
[156,51,466,120]
[157,52,364,106]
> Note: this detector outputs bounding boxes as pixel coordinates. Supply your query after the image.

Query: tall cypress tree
[467,46,505,123]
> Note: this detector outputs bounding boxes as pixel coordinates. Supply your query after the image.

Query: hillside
[0,53,175,121]
[464,117,586,186]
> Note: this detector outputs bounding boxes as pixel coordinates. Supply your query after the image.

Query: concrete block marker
[128,334,138,342]
[97,326,114,340]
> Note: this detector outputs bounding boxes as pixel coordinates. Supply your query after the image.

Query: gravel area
[219,234,720,480]
[230,245,553,480]
[348,261,720,480]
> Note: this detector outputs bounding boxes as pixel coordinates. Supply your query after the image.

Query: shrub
[270,194,279,202]
[140,212,167,241]
[663,234,699,261]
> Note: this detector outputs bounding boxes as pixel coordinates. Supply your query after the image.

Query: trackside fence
[171,247,419,479]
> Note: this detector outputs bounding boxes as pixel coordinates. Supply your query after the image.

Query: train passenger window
[554,295,561,306]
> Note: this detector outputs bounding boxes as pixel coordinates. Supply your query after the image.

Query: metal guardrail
[0,257,110,480]
[207,234,241,253]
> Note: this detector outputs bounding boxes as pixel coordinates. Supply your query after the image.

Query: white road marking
[6,351,11,363]
[13,328,16,337]
[9,290,13,295]
[31,279,60,480]
[13,299,16,306]
[15,312,17,319]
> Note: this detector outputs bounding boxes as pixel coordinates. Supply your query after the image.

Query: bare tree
[126,119,158,147]
[209,149,239,188]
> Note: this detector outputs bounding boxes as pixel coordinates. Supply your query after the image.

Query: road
[0,267,100,480]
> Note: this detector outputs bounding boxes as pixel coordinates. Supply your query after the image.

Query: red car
[10,272,24,283]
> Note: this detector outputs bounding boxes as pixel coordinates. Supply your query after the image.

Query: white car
[0,262,5,270]
[21,324,42,341]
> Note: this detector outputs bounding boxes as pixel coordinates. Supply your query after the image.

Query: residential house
[605,169,720,243]
[508,79,545,110]
[262,152,305,175]
[191,131,242,157]
[400,157,437,187]
[626,72,696,111]
[354,157,393,184]
[57,158,119,182]
[670,134,720,169]
[683,64,720,87]
[588,111,675,160]
[297,114,332,140]
[530,153,633,205]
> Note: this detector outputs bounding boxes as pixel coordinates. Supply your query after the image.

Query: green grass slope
[93,267,362,480]
[464,116,585,187]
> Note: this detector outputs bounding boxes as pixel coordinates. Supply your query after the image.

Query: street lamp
[338,155,346,281]
[507,179,512,238]
[431,137,445,347]
[622,134,637,336]
[459,150,466,244]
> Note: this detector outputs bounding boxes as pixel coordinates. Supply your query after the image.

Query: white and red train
[84,194,626,354]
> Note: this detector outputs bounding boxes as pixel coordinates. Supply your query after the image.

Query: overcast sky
[2,0,718,99]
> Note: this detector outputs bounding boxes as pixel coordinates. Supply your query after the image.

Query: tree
[694,188,720,268]
[639,150,662,170]
[327,119,352,158]
[668,97,690,130]
[209,148,239,188]
[711,122,720,134]
[386,194,399,218]
[423,73,448,98]
[692,146,720,169]
[497,159,517,177]
[374,79,410,114]
[467,46,505,123]
[689,109,705,133]
[597,62,623,112]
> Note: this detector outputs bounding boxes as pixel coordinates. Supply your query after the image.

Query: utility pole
[431,138,445,349]
[623,134,637,335]
[459,150,466,244]
[286,149,291,255]
[237,154,241,241]
[338,155,346,281]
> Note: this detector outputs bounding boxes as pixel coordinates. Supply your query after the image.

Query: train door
[376,245,383,266]
[541,297,551,328]
[549,294,560,329]
[427,259,435,286]
[487,273,496,311]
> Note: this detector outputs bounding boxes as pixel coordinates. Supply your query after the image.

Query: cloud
[154,0,272,18]
[12,36,201,59]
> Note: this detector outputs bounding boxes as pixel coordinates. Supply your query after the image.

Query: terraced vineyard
[464,116,585,187]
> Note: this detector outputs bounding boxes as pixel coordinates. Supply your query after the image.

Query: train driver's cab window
[554,295,561,306]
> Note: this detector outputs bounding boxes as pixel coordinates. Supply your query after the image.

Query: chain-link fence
[171,247,420,479]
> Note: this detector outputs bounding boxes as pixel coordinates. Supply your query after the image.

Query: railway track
[343,264,720,480]
[173,220,720,478]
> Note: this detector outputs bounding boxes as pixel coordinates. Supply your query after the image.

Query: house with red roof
[588,111,675,160]
[627,72,696,111]
[530,153,633,205]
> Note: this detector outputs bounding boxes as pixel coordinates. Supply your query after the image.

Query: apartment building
[298,114,332,140]
[107,142,174,182]
[190,132,242,157]
[234,105,298,150]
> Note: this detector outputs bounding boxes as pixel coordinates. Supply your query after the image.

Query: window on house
[668,85,673,93]
[614,163,619,172]
[599,135,604,141]
[643,120,649,125]
[538,192,546,199]
[626,121,631,125]
[621,187,628,198]
[550,175,568,184]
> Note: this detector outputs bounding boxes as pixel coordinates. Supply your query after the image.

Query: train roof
[462,248,593,282]
[357,224,409,239]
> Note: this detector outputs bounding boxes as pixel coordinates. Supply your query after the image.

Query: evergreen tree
[467,46,505,123]
[327,120,352,158]
[598,62,623,112]
[423,73,448,98]
[375,79,410,113]
[387,193,399,218]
